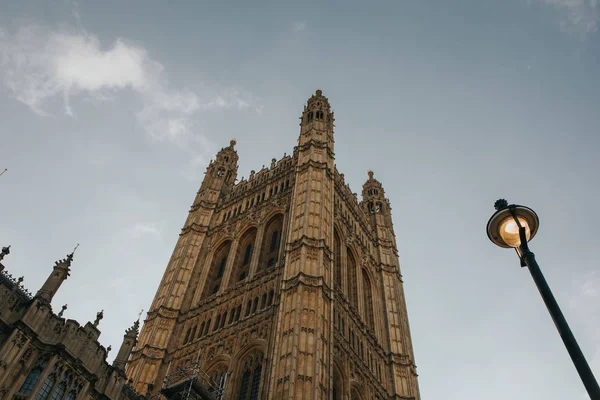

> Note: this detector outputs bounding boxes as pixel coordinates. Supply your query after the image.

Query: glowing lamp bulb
[498,217,531,248]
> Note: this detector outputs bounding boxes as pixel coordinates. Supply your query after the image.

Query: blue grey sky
[1,1,599,399]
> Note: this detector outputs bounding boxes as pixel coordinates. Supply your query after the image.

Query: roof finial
[137,309,144,323]
[58,304,68,318]
[315,89,322,96]
[0,168,7,177]
[494,199,509,211]
[0,245,10,261]
[367,170,374,180]
[230,138,237,147]
[94,309,104,327]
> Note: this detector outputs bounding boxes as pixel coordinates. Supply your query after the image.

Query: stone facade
[127,90,421,400]
[0,246,143,400]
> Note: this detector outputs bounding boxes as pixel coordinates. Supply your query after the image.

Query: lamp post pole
[518,233,600,399]
[488,200,600,399]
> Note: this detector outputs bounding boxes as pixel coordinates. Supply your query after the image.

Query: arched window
[236,350,264,400]
[199,322,206,338]
[230,228,257,288]
[333,365,344,400]
[184,328,191,344]
[220,312,227,329]
[243,244,252,265]
[334,230,342,290]
[216,258,226,279]
[347,248,358,309]
[362,269,375,330]
[204,319,211,336]
[208,364,228,400]
[267,289,274,306]
[214,315,221,332]
[37,368,56,400]
[202,241,232,299]
[260,293,267,309]
[259,215,284,272]
[351,387,364,400]
[18,358,48,395]
[190,326,197,342]
[51,380,66,400]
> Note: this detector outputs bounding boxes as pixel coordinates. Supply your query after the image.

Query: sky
[0,1,599,399]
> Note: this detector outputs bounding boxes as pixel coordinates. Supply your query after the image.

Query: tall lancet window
[18,357,48,395]
[236,350,264,400]
[334,230,342,290]
[230,228,257,287]
[259,214,283,272]
[347,248,358,309]
[362,269,375,331]
[202,241,232,299]
[208,364,228,400]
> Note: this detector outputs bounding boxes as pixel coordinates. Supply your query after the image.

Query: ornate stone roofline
[0,268,33,301]
[219,153,296,205]
[215,173,293,217]
[333,168,375,239]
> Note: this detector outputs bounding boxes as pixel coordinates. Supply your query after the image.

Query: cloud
[293,21,306,33]
[128,222,161,239]
[0,24,258,148]
[536,0,599,37]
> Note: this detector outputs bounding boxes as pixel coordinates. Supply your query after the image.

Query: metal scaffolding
[159,350,225,400]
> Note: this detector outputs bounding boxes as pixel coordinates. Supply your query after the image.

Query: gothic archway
[258,214,283,272]
[202,240,232,299]
[332,362,345,400]
[234,349,264,400]
[206,362,229,400]
[361,268,375,331]
[229,227,257,287]
[350,385,365,400]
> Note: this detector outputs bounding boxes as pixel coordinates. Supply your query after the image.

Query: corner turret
[204,139,239,192]
[299,89,335,143]
[362,170,392,225]
[36,245,78,304]
[113,318,140,372]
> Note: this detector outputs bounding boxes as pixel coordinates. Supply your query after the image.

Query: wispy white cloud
[0,24,259,149]
[293,21,306,33]
[536,0,599,37]
[128,222,161,239]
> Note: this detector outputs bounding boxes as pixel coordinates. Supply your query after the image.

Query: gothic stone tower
[126,90,420,400]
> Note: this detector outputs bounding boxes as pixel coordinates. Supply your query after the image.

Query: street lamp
[487,199,600,399]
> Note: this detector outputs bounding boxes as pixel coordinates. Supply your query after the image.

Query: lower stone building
[0,246,143,400]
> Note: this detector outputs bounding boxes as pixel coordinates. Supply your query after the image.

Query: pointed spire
[36,247,77,303]
[113,316,142,372]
